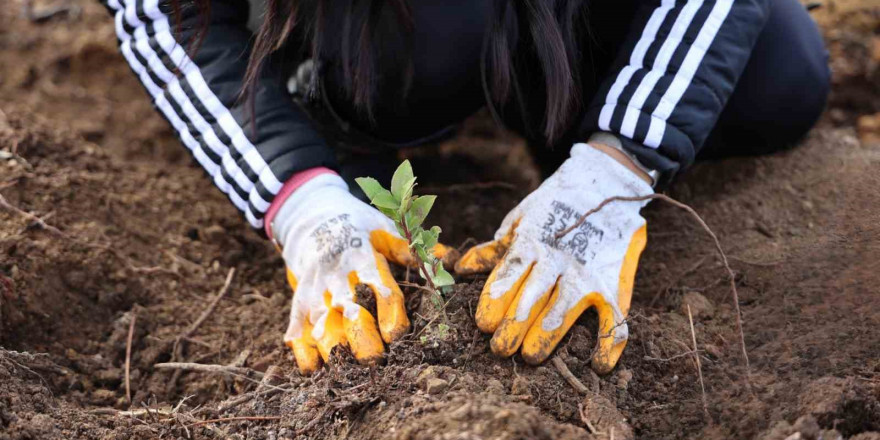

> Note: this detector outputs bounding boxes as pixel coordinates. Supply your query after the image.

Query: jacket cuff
[264,167,338,241]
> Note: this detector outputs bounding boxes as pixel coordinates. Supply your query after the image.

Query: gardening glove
[271,173,453,374]
[455,143,651,374]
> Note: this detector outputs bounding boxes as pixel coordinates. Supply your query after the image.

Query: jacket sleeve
[102,0,336,229]
[579,0,771,184]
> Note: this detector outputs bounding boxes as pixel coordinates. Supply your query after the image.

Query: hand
[272,174,452,374]
[455,144,652,373]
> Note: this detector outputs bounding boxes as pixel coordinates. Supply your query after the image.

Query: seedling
[356,161,454,296]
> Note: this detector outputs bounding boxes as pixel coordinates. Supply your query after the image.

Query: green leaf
[416,247,431,265]
[369,190,399,210]
[431,267,455,287]
[378,207,400,223]
[355,177,385,201]
[390,161,415,201]
[411,234,424,247]
[406,195,436,230]
[419,228,438,250]
[399,177,416,205]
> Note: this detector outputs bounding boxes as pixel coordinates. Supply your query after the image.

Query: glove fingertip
[591,339,627,375]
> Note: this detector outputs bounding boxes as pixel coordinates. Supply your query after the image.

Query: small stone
[416,366,440,387]
[494,409,512,420]
[201,224,226,243]
[449,404,470,420]
[858,112,880,146]
[425,378,449,395]
[511,376,530,396]
[872,36,880,62]
[680,291,715,319]
[93,368,122,386]
[90,389,117,405]
[792,416,820,440]
[704,344,723,359]
[580,394,635,440]
[259,365,285,389]
[486,379,505,395]
[617,368,633,390]
[818,430,842,440]
[645,340,662,359]
[828,108,847,124]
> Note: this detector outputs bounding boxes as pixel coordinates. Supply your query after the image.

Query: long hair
[191,0,587,144]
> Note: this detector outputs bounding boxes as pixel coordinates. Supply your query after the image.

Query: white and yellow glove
[272,173,451,374]
[456,144,651,373]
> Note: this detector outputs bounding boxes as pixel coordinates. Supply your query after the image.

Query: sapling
[356,160,454,296]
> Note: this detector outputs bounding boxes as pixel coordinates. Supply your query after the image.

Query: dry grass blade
[688,305,710,421]
[554,193,751,389]
[189,416,281,427]
[183,268,235,340]
[125,311,137,404]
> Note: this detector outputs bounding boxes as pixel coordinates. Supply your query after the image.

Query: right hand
[271,174,452,374]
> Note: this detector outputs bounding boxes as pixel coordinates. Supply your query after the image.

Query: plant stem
[400,220,439,295]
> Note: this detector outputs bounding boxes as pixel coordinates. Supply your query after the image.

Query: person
[101,0,830,375]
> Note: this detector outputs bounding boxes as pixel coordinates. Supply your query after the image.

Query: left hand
[455,143,652,373]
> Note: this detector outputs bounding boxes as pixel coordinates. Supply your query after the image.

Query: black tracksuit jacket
[101,0,829,230]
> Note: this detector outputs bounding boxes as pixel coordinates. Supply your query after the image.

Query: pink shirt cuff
[264,167,338,240]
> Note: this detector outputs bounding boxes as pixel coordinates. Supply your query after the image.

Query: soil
[1,1,879,439]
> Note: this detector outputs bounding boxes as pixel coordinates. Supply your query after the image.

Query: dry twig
[555,193,751,388]
[551,356,589,394]
[189,416,281,427]
[688,305,710,421]
[183,268,235,340]
[167,268,235,389]
[154,362,263,380]
[216,387,286,413]
[578,403,598,434]
[125,311,137,404]
[0,193,65,236]
[294,408,329,437]
[643,349,702,363]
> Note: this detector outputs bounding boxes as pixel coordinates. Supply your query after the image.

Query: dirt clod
[425,377,449,395]
[580,394,634,440]
[680,291,715,319]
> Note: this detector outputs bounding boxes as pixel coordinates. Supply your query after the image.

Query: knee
[779,49,830,145]
[765,1,831,145]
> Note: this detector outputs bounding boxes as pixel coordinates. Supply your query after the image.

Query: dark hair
[200,0,586,144]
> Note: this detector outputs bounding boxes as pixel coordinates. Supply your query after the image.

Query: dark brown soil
[1,1,879,439]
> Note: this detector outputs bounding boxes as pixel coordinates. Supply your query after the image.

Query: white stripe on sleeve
[644,0,734,148]
[620,0,705,138]
[598,0,675,132]
[108,0,263,228]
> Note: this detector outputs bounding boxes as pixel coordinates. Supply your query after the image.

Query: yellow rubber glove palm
[456,144,652,373]
[272,174,452,374]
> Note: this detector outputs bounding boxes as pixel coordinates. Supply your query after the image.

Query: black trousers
[322,0,830,186]
[527,0,830,177]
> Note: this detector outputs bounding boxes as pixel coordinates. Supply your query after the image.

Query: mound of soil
[1,1,879,439]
